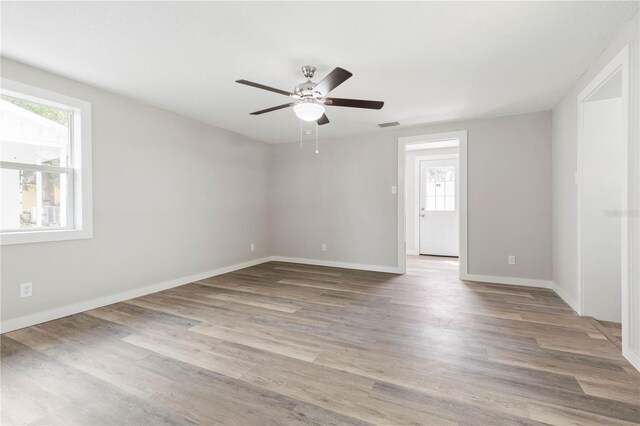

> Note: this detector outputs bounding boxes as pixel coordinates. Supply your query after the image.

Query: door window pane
[445,182,455,198]
[426,196,436,211]
[426,182,436,196]
[445,196,455,211]
[425,165,456,212]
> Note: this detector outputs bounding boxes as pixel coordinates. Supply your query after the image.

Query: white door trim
[397,131,468,276]
[576,44,636,369]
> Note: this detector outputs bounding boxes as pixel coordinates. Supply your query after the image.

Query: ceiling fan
[236,66,384,125]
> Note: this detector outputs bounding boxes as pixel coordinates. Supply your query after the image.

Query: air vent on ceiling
[378,121,400,128]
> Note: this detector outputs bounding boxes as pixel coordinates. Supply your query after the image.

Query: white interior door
[419,158,459,256]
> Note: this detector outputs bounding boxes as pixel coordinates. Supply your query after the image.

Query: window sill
[1,228,92,245]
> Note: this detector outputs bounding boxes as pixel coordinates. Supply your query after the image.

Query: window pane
[426,196,436,211]
[445,167,455,181]
[42,171,66,228]
[1,168,67,230]
[1,168,33,229]
[445,182,455,197]
[435,182,444,197]
[0,95,71,166]
[445,196,455,211]
[426,182,436,196]
[435,197,445,211]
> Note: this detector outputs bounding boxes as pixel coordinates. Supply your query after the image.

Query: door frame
[576,44,635,368]
[415,154,460,256]
[397,130,468,276]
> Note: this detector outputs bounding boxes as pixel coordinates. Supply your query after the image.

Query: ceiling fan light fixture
[237,66,383,128]
[293,101,325,121]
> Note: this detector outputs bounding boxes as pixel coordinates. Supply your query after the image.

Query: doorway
[581,73,623,322]
[577,44,632,364]
[397,131,467,276]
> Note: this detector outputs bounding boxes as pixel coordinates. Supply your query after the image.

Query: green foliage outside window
[1,95,70,127]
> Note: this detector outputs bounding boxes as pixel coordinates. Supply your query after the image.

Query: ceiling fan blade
[316,113,330,125]
[314,67,353,96]
[325,98,384,110]
[250,103,296,115]
[236,79,294,97]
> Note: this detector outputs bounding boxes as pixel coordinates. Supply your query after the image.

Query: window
[425,166,455,212]
[1,79,92,245]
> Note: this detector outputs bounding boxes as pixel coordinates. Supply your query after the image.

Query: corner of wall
[551,281,580,314]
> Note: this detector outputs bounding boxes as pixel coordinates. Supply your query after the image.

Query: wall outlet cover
[508,255,516,265]
[20,282,33,298]
[250,243,255,251]
[321,244,327,252]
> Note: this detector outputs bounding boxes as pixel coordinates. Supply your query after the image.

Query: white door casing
[397,130,468,276]
[576,44,637,371]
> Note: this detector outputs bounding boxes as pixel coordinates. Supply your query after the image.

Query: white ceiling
[2,2,637,144]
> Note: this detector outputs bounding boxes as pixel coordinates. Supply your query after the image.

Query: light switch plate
[391,186,397,194]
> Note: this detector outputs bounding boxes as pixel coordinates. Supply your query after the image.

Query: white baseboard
[462,274,638,373]
[405,250,419,255]
[4,254,638,374]
[549,285,637,373]
[270,256,400,274]
[623,346,640,372]
[0,256,272,334]
[551,281,581,314]
[460,273,552,289]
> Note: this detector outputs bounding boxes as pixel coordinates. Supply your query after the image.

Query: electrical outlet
[250,243,255,252]
[391,186,397,194]
[321,244,327,252]
[508,255,516,265]
[20,282,33,298]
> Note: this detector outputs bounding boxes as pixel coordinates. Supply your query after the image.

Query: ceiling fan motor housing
[294,81,323,100]
[295,65,324,100]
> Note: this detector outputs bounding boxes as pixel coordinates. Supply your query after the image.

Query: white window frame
[1,79,92,245]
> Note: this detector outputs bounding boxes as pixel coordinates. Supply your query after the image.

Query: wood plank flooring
[594,319,623,349]
[2,256,639,425]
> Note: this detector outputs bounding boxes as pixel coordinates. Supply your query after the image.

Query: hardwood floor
[593,319,623,349]
[2,256,639,425]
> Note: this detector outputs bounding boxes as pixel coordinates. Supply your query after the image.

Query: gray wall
[0,61,555,329]
[271,111,552,280]
[1,58,272,324]
[552,13,639,358]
